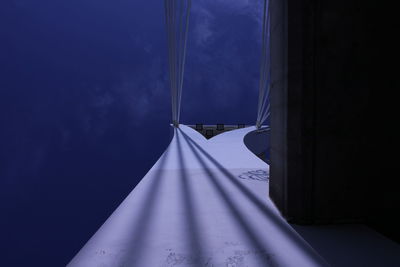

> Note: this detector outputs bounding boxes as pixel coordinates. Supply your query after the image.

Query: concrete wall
[269,0,399,241]
[269,0,288,217]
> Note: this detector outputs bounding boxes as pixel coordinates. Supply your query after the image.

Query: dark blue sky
[0,1,263,266]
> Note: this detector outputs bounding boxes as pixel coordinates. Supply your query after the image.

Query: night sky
[0,1,264,266]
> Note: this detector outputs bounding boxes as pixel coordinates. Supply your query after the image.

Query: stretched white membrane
[68,125,400,267]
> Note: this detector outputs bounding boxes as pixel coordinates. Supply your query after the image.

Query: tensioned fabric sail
[67,125,330,266]
[256,0,271,129]
[165,0,192,127]
[67,125,400,266]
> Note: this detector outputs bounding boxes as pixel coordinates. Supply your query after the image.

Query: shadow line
[179,128,327,266]
[178,129,278,266]
[175,128,205,258]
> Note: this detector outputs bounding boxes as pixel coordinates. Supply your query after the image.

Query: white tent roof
[68,125,400,266]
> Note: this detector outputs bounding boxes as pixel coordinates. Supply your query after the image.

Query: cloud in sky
[0,1,265,265]
[0,0,264,183]
[192,6,215,46]
[179,0,263,122]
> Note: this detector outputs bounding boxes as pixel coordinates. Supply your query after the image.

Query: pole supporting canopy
[256,0,271,129]
[165,0,192,127]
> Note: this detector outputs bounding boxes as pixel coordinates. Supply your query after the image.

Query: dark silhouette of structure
[269,0,399,242]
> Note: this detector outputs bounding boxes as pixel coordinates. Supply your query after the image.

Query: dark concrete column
[269,0,399,234]
[270,0,319,223]
[269,0,288,217]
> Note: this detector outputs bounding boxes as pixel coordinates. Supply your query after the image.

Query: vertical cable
[165,0,192,127]
[256,0,271,129]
